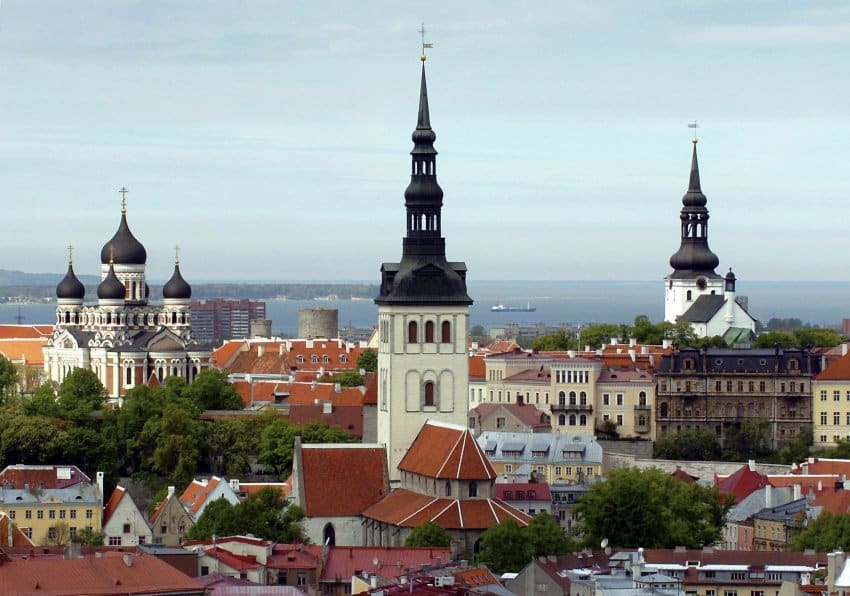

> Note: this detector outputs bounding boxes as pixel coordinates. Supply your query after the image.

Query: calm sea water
[3,280,849,334]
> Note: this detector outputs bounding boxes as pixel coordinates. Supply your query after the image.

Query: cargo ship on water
[490,303,536,312]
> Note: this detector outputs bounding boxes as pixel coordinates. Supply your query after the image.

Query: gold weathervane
[419,23,433,62]
[119,187,129,213]
[688,120,699,144]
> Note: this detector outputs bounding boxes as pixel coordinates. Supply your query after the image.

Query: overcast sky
[1,1,848,282]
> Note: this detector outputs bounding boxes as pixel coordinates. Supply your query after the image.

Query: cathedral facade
[43,202,211,401]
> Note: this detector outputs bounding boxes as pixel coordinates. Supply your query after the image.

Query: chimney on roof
[663,339,671,349]
[567,350,575,358]
[167,486,175,498]
[311,379,318,391]
[258,345,265,358]
[628,349,636,362]
[765,484,772,508]
[585,345,591,352]
[843,343,849,357]
[323,401,333,415]
[748,460,756,471]
[630,337,637,347]
[334,383,341,393]
[280,344,285,356]
[641,346,649,355]
[793,483,802,500]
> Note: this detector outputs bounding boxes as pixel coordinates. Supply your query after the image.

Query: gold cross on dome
[119,187,129,213]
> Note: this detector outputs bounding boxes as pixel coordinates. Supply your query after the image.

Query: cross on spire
[688,120,699,144]
[174,244,180,265]
[119,187,129,213]
[67,244,74,265]
[419,23,433,62]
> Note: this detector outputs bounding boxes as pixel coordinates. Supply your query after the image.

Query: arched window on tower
[639,391,647,406]
[441,321,451,343]
[425,321,434,343]
[424,381,435,407]
[686,290,693,301]
[323,523,336,547]
[445,481,451,496]
[408,321,418,343]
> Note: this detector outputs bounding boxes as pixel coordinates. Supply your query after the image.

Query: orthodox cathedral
[42,199,212,401]
[664,139,757,342]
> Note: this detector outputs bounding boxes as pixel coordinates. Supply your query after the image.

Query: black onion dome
[97,264,125,300]
[163,264,192,299]
[100,213,147,265]
[56,264,85,300]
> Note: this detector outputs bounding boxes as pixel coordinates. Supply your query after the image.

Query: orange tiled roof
[455,567,500,588]
[362,372,378,405]
[102,485,126,526]
[816,351,850,380]
[281,382,366,406]
[0,552,204,594]
[796,458,850,476]
[0,324,52,340]
[321,546,451,582]
[0,338,48,365]
[469,355,486,380]
[471,403,550,430]
[237,482,291,500]
[812,488,850,514]
[211,340,246,368]
[0,464,90,489]
[399,421,496,480]
[300,445,389,517]
[285,404,363,440]
[180,477,223,515]
[767,474,839,490]
[0,512,35,548]
[222,339,364,375]
[361,488,531,530]
[204,546,262,571]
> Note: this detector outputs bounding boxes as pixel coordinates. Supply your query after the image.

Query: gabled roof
[103,485,127,526]
[300,444,389,517]
[321,546,451,583]
[715,464,771,504]
[267,543,324,570]
[211,340,246,368]
[0,324,53,339]
[671,468,698,484]
[471,402,550,430]
[795,458,850,476]
[454,566,501,588]
[0,464,90,489]
[0,512,35,548]
[679,294,726,323]
[179,476,227,516]
[0,552,204,595]
[202,546,262,571]
[468,355,486,380]
[362,488,532,530]
[816,351,850,381]
[150,491,189,526]
[399,421,495,480]
[0,338,48,365]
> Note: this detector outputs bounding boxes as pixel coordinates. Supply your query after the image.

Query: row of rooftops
[476,431,603,464]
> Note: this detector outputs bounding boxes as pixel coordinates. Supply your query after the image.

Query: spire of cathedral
[668,139,720,277]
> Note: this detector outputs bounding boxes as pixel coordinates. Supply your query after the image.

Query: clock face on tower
[696,277,707,290]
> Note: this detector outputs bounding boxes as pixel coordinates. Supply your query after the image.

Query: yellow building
[596,368,655,439]
[813,351,850,448]
[2,478,103,545]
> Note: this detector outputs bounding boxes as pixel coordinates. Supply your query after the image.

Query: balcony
[551,402,593,413]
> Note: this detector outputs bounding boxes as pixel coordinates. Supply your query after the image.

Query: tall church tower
[664,139,723,322]
[375,59,473,482]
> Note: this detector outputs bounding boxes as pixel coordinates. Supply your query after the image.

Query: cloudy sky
[0,1,848,282]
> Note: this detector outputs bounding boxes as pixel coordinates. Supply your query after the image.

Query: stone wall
[602,451,790,480]
[597,440,654,459]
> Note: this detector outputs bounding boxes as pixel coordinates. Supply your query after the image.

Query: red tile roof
[203,546,263,571]
[0,464,90,489]
[455,567,501,588]
[236,482,291,500]
[794,458,850,477]
[0,552,204,595]
[0,338,48,365]
[812,488,850,514]
[363,372,378,405]
[468,356,486,380]
[102,485,126,526]
[267,544,324,570]
[321,546,451,582]
[300,445,389,517]
[715,464,771,503]
[671,468,698,484]
[180,477,224,516]
[816,351,850,380]
[362,488,532,530]
[398,421,495,480]
[0,512,35,548]
[221,339,364,375]
[471,403,550,430]
[211,340,246,368]
[494,483,552,501]
[285,404,363,440]
[0,324,53,340]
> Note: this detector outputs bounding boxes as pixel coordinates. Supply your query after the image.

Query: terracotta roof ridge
[492,498,530,524]
[456,433,466,478]
[431,499,459,525]
[486,499,499,525]
[399,495,439,526]
[456,500,464,528]
[436,431,464,478]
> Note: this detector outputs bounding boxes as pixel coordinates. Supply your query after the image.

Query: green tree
[533,331,576,351]
[576,467,731,549]
[752,331,797,349]
[185,369,243,410]
[57,368,106,424]
[187,487,306,543]
[478,520,534,575]
[0,354,18,404]
[666,321,699,348]
[0,414,70,466]
[579,324,624,350]
[794,327,842,348]
[319,370,364,387]
[139,402,205,486]
[74,527,106,547]
[794,512,850,551]
[357,349,378,372]
[405,521,452,547]
[526,512,574,557]
[654,428,722,461]
[722,419,771,461]
[22,383,60,417]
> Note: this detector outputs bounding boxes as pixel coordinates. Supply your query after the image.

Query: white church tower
[375,57,473,483]
[664,138,724,322]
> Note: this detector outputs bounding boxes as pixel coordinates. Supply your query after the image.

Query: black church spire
[375,62,472,306]
[669,140,720,278]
